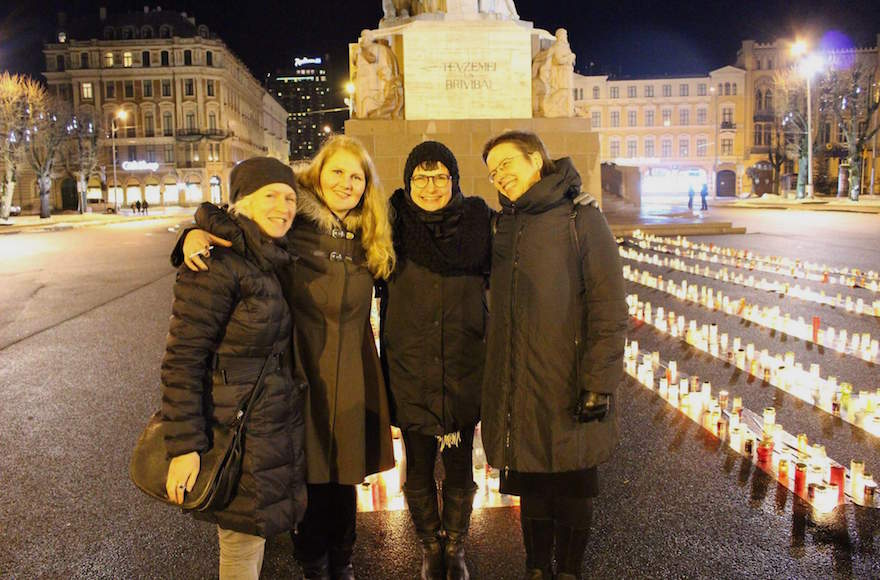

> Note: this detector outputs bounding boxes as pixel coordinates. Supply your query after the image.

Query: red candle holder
[830,465,845,503]
[757,441,774,463]
[795,462,807,496]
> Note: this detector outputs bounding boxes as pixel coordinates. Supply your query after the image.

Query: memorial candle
[763,407,776,432]
[795,462,807,495]
[718,390,729,410]
[830,465,845,502]
[851,460,865,496]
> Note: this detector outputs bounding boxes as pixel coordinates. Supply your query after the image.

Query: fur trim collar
[295,183,363,234]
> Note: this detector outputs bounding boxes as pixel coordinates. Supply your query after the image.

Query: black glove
[572,390,611,423]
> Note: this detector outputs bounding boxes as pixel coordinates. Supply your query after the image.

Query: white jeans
[217,526,266,580]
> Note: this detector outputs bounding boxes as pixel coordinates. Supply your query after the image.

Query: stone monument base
[345,117,601,210]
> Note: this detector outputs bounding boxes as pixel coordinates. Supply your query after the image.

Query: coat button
[433,320,440,326]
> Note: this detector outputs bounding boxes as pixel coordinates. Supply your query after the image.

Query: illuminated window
[123,52,133,67]
[104,52,114,67]
[662,109,671,125]
[81,82,93,99]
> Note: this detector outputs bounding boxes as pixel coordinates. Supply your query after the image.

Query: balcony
[204,129,229,141]
[750,145,770,155]
[177,159,206,169]
[175,128,203,142]
[720,121,736,130]
[753,111,775,122]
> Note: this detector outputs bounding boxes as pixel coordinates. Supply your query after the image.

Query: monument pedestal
[345,117,601,209]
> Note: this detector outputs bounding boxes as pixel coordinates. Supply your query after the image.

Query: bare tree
[773,70,811,198]
[24,85,69,219]
[0,73,31,222]
[817,62,880,201]
[60,113,101,214]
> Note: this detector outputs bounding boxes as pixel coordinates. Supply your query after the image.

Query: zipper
[327,231,348,470]
[503,216,523,477]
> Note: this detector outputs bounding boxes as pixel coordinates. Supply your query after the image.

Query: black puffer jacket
[481,158,628,475]
[381,189,492,436]
[185,191,395,486]
[161,213,306,537]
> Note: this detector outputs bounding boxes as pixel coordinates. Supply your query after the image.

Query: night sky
[2,0,879,103]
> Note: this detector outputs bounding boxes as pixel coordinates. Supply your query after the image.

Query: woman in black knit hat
[380,141,493,580]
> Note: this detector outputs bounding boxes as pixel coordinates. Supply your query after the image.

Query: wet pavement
[2,211,880,578]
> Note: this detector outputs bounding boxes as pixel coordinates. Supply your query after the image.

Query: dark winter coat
[381,188,492,437]
[481,158,628,475]
[161,213,306,538]
[189,189,395,486]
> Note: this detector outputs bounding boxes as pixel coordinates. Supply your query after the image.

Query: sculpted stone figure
[478,0,518,18]
[351,30,404,119]
[532,28,576,118]
[382,0,412,18]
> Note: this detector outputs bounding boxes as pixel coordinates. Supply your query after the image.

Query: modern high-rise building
[35,6,288,211]
[268,56,342,161]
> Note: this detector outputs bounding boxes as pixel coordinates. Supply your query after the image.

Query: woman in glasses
[381,141,492,580]
[480,130,627,580]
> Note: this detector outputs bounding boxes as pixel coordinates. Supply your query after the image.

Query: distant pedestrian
[130,202,137,214]
[142,200,150,215]
[700,183,708,211]
[688,186,695,210]
[135,200,142,214]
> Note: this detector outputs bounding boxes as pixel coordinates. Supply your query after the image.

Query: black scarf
[390,188,491,277]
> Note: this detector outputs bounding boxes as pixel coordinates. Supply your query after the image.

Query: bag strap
[231,343,284,429]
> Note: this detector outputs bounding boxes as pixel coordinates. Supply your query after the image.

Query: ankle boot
[298,553,331,580]
[404,485,444,580]
[553,524,591,580]
[329,531,356,580]
[442,484,477,580]
[520,516,554,579]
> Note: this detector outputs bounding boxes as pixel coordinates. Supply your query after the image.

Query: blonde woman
[161,157,305,579]
[174,136,396,579]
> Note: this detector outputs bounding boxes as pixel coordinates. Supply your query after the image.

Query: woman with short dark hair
[480,130,628,580]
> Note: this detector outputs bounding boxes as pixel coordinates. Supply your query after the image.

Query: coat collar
[295,182,363,235]
[498,157,582,215]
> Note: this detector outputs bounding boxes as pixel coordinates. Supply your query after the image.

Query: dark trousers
[293,483,357,564]
[520,493,593,528]
[402,427,475,490]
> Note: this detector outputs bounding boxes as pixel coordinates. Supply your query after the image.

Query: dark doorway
[61,178,78,210]
[716,170,736,197]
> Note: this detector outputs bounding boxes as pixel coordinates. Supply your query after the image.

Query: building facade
[576,35,880,199]
[268,56,341,162]
[31,6,288,212]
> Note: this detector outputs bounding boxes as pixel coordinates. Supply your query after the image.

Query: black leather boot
[329,525,357,580]
[404,485,444,580]
[298,553,331,580]
[520,516,554,580]
[553,525,591,580]
[442,484,477,580]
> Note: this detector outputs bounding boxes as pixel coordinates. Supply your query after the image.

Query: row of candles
[625,294,880,435]
[629,231,880,291]
[620,245,880,318]
[621,263,880,363]
[623,339,877,512]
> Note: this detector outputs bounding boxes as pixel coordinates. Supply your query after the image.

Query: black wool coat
[481,158,629,475]
[161,213,306,537]
[186,190,395,486]
[381,189,492,437]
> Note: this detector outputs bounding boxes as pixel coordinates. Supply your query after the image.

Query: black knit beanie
[229,157,297,203]
[403,141,460,196]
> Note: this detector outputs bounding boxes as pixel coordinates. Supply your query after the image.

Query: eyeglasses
[411,174,451,189]
[487,155,524,183]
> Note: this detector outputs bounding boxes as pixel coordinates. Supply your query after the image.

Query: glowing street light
[345,82,355,118]
[791,41,823,199]
[111,109,128,212]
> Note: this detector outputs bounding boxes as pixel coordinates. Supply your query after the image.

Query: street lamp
[710,85,718,195]
[791,41,823,198]
[111,109,128,212]
[345,82,355,118]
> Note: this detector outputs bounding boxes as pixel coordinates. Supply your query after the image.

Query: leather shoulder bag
[129,344,283,512]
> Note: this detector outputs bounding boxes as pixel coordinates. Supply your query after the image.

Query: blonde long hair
[301,135,395,280]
